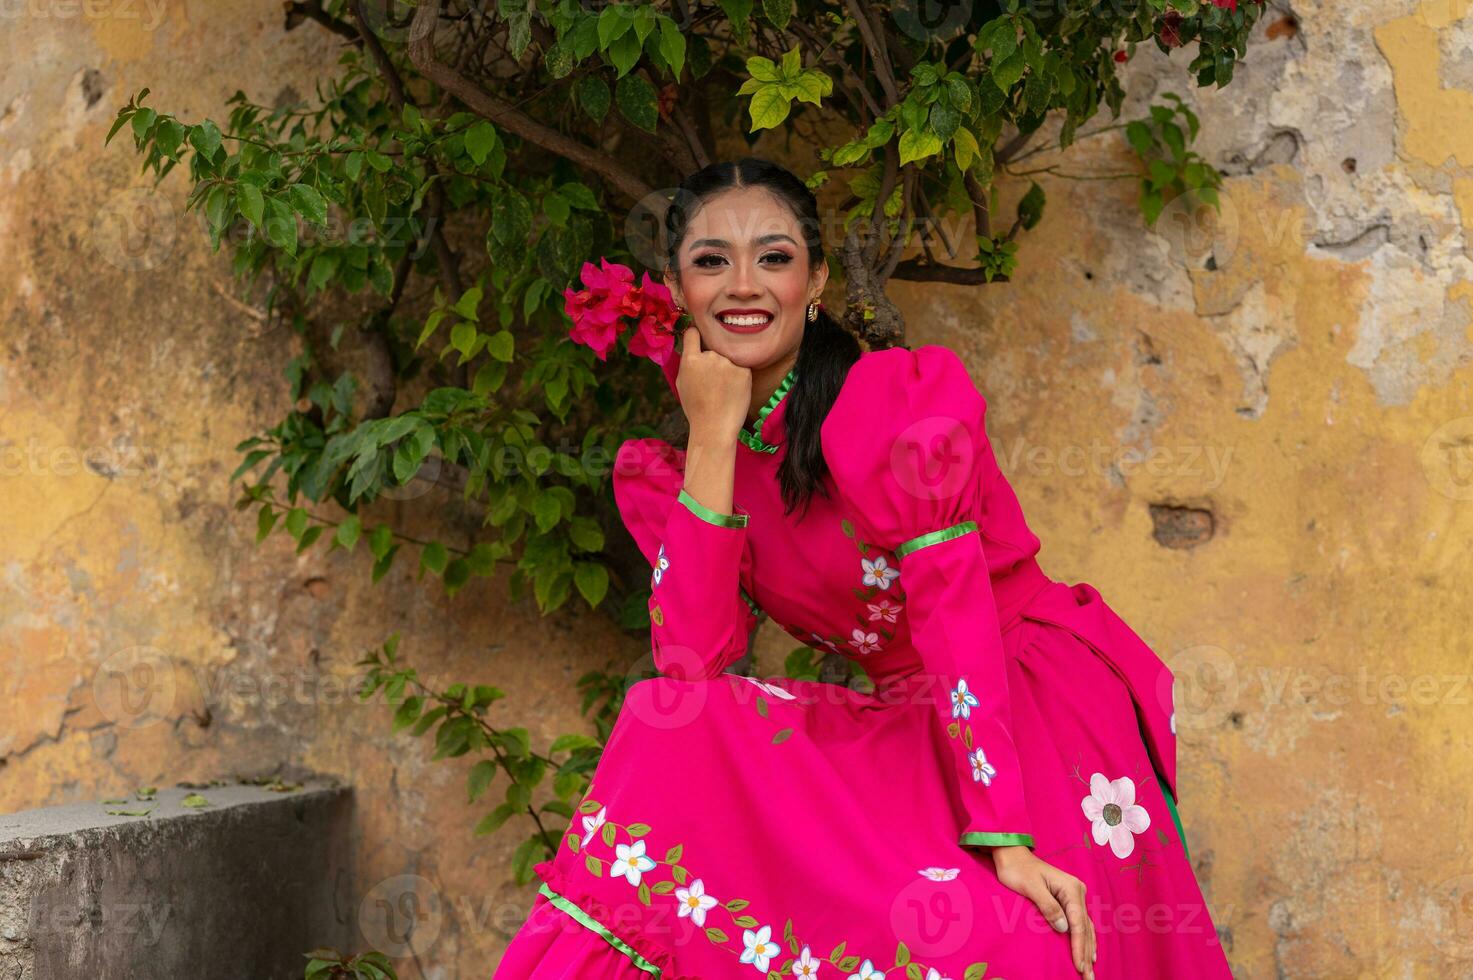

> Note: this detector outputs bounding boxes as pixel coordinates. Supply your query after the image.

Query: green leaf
[420,542,449,575]
[748,86,791,130]
[615,74,659,133]
[288,183,328,227]
[574,562,609,606]
[468,760,497,802]
[475,802,517,836]
[180,793,210,808]
[992,49,1027,91]
[898,128,943,166]
[263,196,298,255]
[576,76,611,122]
[465,122,498,165]
[236,183,265,228]
[189,119,223,161]
[1016,180,1046,230]
[486,330,515,362]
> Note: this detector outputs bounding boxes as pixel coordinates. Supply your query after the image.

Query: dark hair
[663,157,864,520]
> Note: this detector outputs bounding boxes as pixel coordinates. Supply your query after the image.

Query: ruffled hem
[520,857,700,980]
[494,883,671,979]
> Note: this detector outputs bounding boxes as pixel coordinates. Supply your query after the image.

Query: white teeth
[719,314,773,326]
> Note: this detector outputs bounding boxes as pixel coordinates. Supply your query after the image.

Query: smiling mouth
[716,312,775,332]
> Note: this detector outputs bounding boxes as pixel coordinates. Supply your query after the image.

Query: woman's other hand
[990,845,1097,980]
[676,325,751,443]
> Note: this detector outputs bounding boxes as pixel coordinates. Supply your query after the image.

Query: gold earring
[806,300,819,323]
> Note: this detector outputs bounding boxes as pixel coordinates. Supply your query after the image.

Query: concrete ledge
[0,781,354,980]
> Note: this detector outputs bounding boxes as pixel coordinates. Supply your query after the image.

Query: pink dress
[494,344,1233,979]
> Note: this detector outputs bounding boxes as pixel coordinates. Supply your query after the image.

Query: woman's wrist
[987,844,1033,868]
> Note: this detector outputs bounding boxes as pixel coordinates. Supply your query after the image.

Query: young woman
[494,158,1233,979]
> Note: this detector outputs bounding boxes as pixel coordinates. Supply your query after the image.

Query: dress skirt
[494,575,1232,979]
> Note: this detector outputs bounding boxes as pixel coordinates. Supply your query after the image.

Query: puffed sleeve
[820,345,1033,851]
[612,436,760,681]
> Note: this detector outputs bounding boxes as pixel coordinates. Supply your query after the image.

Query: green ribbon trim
[959,831,1036,849]
[737,366,797,454]
[1158,776,1190,862]
[895,520,979,558]
[677,489,748,528]
[536,882,664,977]
[739,585,762,618]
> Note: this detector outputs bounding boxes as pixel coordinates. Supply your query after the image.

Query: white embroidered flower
[741,675,797,700]
[924,969,953,980]
[847,959,885,980]
[740,924,780,972]
[673,877,718,927]
[917,866,959,881]
[1081,772,1152,859]
[969,746,996,786]
[609,839,657,886]
[861,555,899,590]
[866,598,902,622]
[848,627,882,654]
[652,543,669,586]
[792,944,822,976]
[950,677,980,719]
[580,805,607,847]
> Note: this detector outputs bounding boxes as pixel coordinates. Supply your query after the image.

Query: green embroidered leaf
[905,965,924,980]
[783,917,794,941]
[771,727,793,744]
[705,927,729,944]
[578,798,602,814]
[839,955,861,971]
[731,913,759,928]
[725,898,750,912]
[756,696,768,717]
[627,822,652,836]
[829,941,846,962]
[671,864,689,884]
[567,835,580,853]
[585,855,602,876]
[963,963,989,980]
[637,882,651,905]
[601,822,617,846]
[664,844,683,864]
[895,940,911,965]
[651,880,676,894]
[840,518,854,538]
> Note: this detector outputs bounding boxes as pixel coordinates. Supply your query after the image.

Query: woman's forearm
[682,427,740,516]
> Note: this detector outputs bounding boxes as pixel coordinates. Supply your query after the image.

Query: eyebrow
[687,233,798,251]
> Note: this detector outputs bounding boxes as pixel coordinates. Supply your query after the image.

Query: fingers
[1050,874,1093,980]
[682,324,703,354]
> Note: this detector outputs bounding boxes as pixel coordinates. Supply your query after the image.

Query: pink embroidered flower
[918,866,959,881]
[562,259,679,364]
[848,628,881,655]
[866,598,902,622]
[1081,773,1152,858]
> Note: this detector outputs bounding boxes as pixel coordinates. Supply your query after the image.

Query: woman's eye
[692,252,792,268]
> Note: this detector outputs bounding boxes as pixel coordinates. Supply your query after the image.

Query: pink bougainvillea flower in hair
[562,258,639,361]
[626,273,678,366]
[1210,0,1237,9]
[563,259,681,365]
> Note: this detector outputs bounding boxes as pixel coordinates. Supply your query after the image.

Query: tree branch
[406,0,656,205]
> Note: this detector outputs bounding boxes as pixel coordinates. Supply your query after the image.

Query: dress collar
[739,366,797,454]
